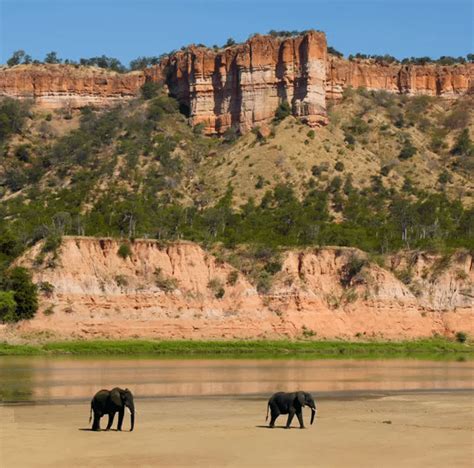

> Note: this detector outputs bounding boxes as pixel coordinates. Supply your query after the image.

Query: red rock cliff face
[0,64,145,108]
[1,32,472,133]
[157,31,328,134]
[326,56,473,100]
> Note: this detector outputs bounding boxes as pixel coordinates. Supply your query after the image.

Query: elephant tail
[265,402,269,422]
[89,401,92,424]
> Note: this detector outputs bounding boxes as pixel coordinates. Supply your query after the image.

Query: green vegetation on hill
[1,89,473,260]
[0,85,473,323]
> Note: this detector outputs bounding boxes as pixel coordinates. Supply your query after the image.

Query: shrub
[227,270,239,286]
[341,254,368,287]
[301,325,316,337]
[399,140,417,160]
[141,81,161,100]
[0,291,16,322]
[335,161,345,172]
[444,105,470,130]
[274,101,291,121]
[451,129,473,157]
[264,261,282,275]
[255,175,265,189]
[395,269,412,285]
[114,275,128,287]
[117,243,132,259]
[41,233,62,254]
[208,278,225,298]
[43,305,55,316]
[344,132,356,146]
[2,267,38,322]
[328,176,342,193]
[438,171,451,185]
[15,144,31,162]
[455,331,467,343]
[223,126,239,143]
[256,271,272,294]
[38,281,55,296]
[307,129,315,139]
[154,268,178,292]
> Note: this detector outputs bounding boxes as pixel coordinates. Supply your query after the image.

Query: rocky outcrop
[0,64,145,108]
[326,56,474,100]
[8,237,473,341]
[1,31,472,133]
[158,31,328,134]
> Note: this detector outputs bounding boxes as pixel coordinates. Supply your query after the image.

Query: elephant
[266,391,316,429]
[89,387,135,431]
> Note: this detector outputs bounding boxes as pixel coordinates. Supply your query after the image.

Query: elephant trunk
[310,407,316,425]
[126,402,135,431]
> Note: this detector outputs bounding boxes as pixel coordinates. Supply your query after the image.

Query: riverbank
[1,392,472,467]
[0,338,472,359]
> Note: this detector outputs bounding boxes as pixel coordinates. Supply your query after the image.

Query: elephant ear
[295,391,305,408]
[110,388,122,407]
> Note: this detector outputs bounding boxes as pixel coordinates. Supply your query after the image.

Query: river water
[1,357,472,404]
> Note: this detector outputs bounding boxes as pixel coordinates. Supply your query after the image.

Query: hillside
[5,237,473,341]
[1,86,472,254]
[0,71,473,339]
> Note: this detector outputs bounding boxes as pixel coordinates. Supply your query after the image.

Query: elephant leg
[106,412,115,431]
[285,409,296,429]
[269,410,280,428]
[117,408,124,431]
[92,413,101,431]
[296,410,305,429]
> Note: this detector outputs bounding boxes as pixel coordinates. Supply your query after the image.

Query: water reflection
[0,357,472,404]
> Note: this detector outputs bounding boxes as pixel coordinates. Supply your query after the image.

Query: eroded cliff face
[1,32,472,132]
[0,64,145,108]
[326,56,474,100]
[7,237,473,341]
[158,31,328,134]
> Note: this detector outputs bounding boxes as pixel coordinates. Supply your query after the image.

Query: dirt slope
[5,237,472,341]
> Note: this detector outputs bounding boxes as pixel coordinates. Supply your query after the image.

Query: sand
[1,392,473,467]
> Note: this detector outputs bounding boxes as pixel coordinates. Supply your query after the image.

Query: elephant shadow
[78,428,120,432]
[255,425,300,430]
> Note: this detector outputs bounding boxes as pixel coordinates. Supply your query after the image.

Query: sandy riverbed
[1,392,473,467]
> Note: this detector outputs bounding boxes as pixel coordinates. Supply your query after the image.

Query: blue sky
[0,0,472,66]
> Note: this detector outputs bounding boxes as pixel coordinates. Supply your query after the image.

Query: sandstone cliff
[0,64,145,108]
[7,237,473,341]
[1,31,472,133]
[157,31,328,134]
[327,56,474,100]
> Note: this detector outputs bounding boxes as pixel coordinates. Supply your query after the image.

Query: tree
[3,267,38,321]
[0,291,17,322]
[129,55,162,70]
[327,46,343,58]
[44,51,61,64]
[451,129,473,157]
[7,50,26,66]
[224,38,236,47]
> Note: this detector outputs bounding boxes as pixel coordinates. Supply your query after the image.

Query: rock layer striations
[1,31,473,133]
[0,64,145,108]
[158,31,328,134]
[8,237,473,341]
